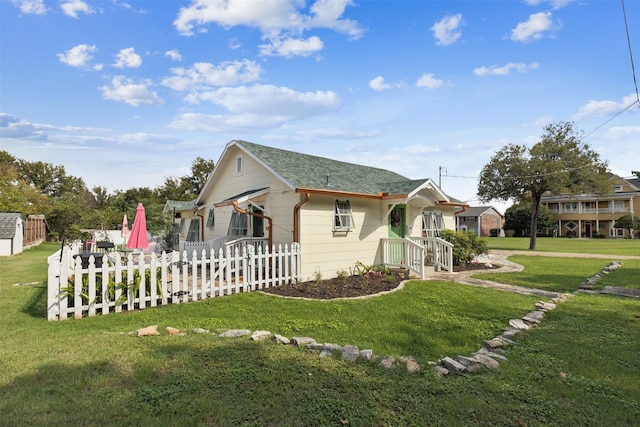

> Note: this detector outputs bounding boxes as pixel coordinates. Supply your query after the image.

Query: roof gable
[457,206,503,217]
[0,213,22,239]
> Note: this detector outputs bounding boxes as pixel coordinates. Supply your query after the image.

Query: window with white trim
[334,200,354,230]
[228,211,247,236]
[422,210,444,237]
[206,207,215,228]
[613,185,622,192]
[179,218,186,233]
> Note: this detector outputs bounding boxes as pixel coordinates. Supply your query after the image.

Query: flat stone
[601,286,640,298]
[525,310,545,321]
[457,356,483,373]
[137,325,159,337]
[219,329,251,338]
[509,319,532,330]
[474,354,500,369]
[486,351,508,361]
[360,349,374,361]
[273,334,290,345]
[522,316,541,326]
[319,349,334,357]
[306,343,326,351]
[502,328,520,338]
[323,343,343,353]
[291,337,316,347]
[251,330,271,341]
[483,338,504,350]
[405,358,421,373]
[441,356,466,374]
[535,301,556,311]
[342,345,360,362]
[380,356,396,369]
[166,327,181,336]
[190,328,209,334]
[433,365,449,377]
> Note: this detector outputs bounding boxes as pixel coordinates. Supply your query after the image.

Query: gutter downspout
[232,201,273,248]
[293,192,311,243]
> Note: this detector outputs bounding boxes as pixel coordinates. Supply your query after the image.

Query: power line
[621,0,640,106]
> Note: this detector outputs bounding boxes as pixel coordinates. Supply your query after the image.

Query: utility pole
[438,166,447,188]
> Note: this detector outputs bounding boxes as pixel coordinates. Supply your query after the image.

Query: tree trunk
[529,193,541,250]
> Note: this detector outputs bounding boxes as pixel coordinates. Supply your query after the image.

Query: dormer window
[613,185,622,193]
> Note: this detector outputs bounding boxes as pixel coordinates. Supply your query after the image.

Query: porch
[381,236,454,279]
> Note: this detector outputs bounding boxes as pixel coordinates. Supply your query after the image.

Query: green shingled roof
[236,140,417,195]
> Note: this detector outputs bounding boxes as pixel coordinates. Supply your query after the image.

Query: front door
[388,205,406,238]
[584,222,592,238]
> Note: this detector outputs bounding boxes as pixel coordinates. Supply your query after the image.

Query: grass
[2,243,640,426]
[472,256,613,293]
[485,236,640,256]
[592,258,640,290]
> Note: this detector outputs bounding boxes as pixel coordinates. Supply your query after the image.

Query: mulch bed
[261,262,500,300]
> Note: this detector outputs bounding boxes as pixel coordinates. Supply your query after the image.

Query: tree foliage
[504,202,554,237]
[614,214,639,238]
[478,122,610,250]
[0,150,215,243]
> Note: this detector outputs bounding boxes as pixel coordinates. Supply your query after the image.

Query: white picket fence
[47,243,301,321]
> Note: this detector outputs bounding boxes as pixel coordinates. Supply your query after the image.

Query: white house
[172,140,467,280]
[0,213,24,256]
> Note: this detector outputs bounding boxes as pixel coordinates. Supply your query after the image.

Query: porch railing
[381,237,453,279]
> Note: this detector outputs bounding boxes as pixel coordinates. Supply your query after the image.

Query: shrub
[439,229,488,266]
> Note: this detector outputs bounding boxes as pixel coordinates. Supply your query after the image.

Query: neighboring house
[541,174,640,238]
[0,213,24,256]
[163,199,198,246]
[456,206,504,236]
[174,140,467,279]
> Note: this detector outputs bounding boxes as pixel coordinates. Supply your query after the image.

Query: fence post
[87,255,97,317]
[73,257,83,319]
[47,252,61,321]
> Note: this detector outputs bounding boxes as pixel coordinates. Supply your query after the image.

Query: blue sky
[1,0,639,212]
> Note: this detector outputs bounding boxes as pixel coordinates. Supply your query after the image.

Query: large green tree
[478,122,610,250]
[504,201,554,237]
[614,214,639,239]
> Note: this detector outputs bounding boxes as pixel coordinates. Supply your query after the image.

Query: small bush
[440,230,488,266]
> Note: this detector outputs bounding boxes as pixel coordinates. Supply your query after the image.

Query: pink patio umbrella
[121,214,129,242]
[126,203,149,250]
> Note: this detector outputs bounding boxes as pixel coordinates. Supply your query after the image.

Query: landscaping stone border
[132,259,636,377]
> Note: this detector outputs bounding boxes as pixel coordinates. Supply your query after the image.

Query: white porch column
[578,219,582,238]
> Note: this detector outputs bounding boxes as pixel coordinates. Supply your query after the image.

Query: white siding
[200,147,299,245]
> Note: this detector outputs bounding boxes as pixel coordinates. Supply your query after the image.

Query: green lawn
[472,256,612,293]
[1,243,639,426]
[486,236,640,256]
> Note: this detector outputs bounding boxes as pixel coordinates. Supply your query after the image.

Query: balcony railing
[547,207,630,215]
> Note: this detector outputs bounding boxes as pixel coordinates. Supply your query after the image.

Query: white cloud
[260,36,323,57]
[14,0,46,15]
[164,49,182,61]
[605,125,640,140]
[511,12,554,43]
[369,76,393,92]
[173,0,362,57]
[572,94,639,120]
[113,48,142,68]
[162,60,262,91]
[415,73,445,89]
[0,113,47,139]
[60,0,94,19]
[188,84,339,116]
[174,0,362,36]
[57,44,97,68]
[474,62,539,76]
[525,0,575,9]
[431,13,462,46]
[169,84,340,131]
[100,76,164,106]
